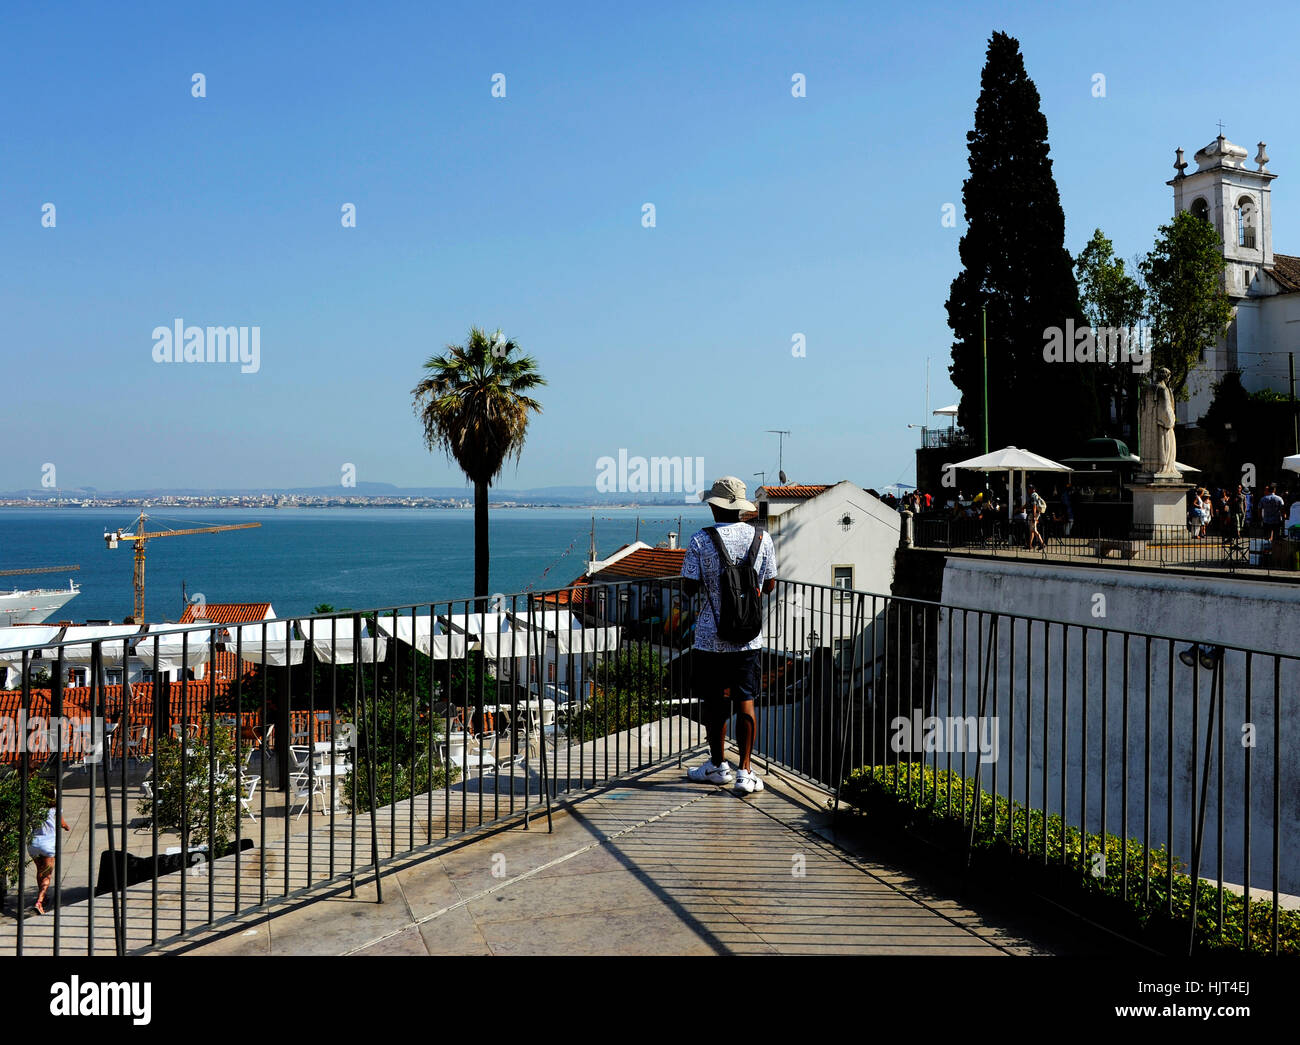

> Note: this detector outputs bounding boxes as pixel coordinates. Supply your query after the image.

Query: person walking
[29,790,70,915]
[681,476,777,795]
[1230,485,1246,542]
[1260,483,1286,541]
[1060,481,1075,537]
[1189,490,1208,538]
[1027,498,1045,551]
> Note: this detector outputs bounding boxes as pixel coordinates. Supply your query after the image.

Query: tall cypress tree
[946,32,1098,458]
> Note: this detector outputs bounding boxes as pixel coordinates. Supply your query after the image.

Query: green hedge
[0,771,54,894]
[840,763,1299,955]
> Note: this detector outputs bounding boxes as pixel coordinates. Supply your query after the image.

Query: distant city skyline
[5,1,1297,494]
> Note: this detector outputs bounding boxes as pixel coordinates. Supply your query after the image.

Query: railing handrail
[767,577,1300,665]
[5,574,1297,671]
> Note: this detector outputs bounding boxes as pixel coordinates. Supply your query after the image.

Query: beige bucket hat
[700,475,756,513]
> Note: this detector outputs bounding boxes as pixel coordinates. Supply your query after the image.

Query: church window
[1237,197,1257,248]
[1191,197,1209,224]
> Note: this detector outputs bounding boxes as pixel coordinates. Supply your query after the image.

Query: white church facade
[1167,133,1300,424]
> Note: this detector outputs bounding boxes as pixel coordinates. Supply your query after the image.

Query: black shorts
[692,648,760,703]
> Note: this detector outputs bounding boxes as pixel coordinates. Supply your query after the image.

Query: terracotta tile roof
[0,687,333,764]
[210,649,256,682]
[538,582,588,605]
[1266,253,1300,293]
[758,484,831,499]
[590,547,686,580]
[178,602,272,625]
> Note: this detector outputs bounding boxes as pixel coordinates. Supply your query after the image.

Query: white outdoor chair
[290,744,344,819]
[234,746,261,820]
[68,720,106,773]
[290,716,313,746]
[123,723,150,765]
[441,731,499,777]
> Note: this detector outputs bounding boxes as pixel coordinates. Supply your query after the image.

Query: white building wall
[1246,292,1300,395]
[764,482,899,595]
[937,558,1300,894]
[763,483,900,658]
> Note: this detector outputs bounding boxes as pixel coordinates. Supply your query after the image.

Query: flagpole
[982,306,989,454]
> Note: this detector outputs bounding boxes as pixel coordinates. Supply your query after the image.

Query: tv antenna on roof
[766,430,790,484]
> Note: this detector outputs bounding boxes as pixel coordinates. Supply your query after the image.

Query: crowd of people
[877,478,1300,547]
[876,482,1069,548]
[1187,482,1296,542]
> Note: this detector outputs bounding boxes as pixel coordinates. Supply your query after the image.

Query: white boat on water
[0,579,81,625]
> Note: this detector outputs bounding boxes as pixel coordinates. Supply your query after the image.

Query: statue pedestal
[1128,480,1193,532]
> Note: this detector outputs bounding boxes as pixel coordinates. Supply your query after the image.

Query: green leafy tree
[351,689,456,812]
[412,328,546,601]
[946,31,1099,456]
[0,771,53,902]
[137,726,238,851]
[570,643,665,742]
[1075,229,1147,436]
[1202,371,1297,482]
[1139,210,1234,400]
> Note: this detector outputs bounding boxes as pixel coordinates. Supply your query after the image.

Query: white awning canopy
[375,615,468,659]
[547,626,622,655]
[217,619,290,646]
[132,624,220,673]
[952,446,1072,472]
[0,626,66,682]
[294,620,389,665]
[952,446,1072,520]
[51,625,145,666]
[217,621,305,666]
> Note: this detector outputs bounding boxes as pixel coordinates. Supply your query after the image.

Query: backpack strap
[703,525,733,567]
[705,524,763,570]
[699,528,728,629]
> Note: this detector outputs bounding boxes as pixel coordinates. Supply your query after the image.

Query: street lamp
[1179,644,1224,670]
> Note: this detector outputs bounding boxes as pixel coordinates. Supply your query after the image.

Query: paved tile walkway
[165,755,1046,956]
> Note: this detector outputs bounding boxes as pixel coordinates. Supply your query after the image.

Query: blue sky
[4,0,1296,495]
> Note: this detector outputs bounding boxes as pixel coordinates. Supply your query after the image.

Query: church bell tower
[1167,131,1278,421]
[1168,131,1276,300]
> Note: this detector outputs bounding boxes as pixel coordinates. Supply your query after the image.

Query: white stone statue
[1138,367,1178,479]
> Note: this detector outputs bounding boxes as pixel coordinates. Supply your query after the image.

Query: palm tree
[412,327,546,602]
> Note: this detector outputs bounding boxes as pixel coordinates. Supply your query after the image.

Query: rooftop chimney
[667,532,678,550]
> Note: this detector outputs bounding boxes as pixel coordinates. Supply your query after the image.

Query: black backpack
[703,525,765,644]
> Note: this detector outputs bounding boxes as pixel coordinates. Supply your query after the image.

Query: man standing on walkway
[1260,483,1286,540]
[681,476,777,795]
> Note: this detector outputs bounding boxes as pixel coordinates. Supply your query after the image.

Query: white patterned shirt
[682,523,777,652]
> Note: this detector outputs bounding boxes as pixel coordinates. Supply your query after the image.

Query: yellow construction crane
[104,513,261,622]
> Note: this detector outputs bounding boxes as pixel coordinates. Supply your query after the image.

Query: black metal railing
[2,577,1293,955]
[914,515,1300,576]
[921,428,973,449]
[752,580,1297,955]
[0,583,708,956]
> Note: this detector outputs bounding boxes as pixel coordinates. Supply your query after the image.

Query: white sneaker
[687,759,734,784]
[733,768,765,794]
